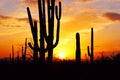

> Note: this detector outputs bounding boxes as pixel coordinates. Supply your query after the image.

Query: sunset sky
[0,0,120,60]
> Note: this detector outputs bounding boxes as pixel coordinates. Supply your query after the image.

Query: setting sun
[58,52,66,59]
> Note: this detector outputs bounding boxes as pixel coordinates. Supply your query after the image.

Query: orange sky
[0,0,120,60]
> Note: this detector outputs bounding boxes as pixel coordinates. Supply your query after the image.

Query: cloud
[20,0,37,4]
[0,15,28,21]
[0,15,10,19]
[76,0,98,3]
[107,0,120,2]
[0,15,32,37]
[18,0,63,14]
[60,11,112,40]
[0,15,31,27]
[103,12,120,21]
[20,0,62,4]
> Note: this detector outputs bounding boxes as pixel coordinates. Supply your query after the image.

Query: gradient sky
[0,0,120,60]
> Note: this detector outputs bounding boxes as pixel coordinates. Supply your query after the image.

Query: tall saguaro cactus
[75,33,81,64]
[47,0,62,64]
[27,8,39,63]
[27,0,62,64]
[87,28,94,64]
[22,38,27,63]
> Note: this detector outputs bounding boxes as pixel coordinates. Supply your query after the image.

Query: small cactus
[12,45,14,63]
[22,38,27,63]
[75,33,81,64]
[87,28,94,64]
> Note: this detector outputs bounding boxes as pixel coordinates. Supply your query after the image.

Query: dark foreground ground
[0,61,120,80]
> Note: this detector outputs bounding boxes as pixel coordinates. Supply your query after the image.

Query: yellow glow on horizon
[58,52,66,59]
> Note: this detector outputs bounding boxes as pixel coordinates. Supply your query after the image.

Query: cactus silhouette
[22,38,27,63]
[75,33,81,64]
[85,54,89,64]
[43,0,61,64]
[9,53,12,63]
[12,45,14,63]
[87,28,94,64]
[27,8,39,63]
[27,0,62,64]
[17,51,20,64]
[45,0,62,64]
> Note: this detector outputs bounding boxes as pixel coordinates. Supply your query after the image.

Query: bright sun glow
[58,52,65,59]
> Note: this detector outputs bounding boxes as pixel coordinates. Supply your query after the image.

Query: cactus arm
[38,0,43,18]
[39,0,48,43]
[28,42,47,53]
[28,42,34,50]
[38,47,48,53]
[42,0,47,37]
[53,2,62,48]
[28,42,42,51]
[22,46,24,57]
[53,20,60,48]
[55,2,62,20]
[24,38,27,56]
[47,0,50,22]
[27,7,34,33]
[43,0,48,41]
[27,8,38,42]
[33,21,38,42]
[47,0,50,33]
[87,46,91,56]
[28,21,38,50]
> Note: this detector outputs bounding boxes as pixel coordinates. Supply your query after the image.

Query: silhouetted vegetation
[0,0,120,80]
[22,38,27,63]
[11,45,14,63]
[0,53,120,80]
[87,28,94,64]
[76,33,81,64]
[27,0,61,64]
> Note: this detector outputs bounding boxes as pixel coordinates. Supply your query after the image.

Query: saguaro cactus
[27,8,39,63]
[46,0,62,64]
[22,38,27,63]
[27,0,62,64]
[75,33,81,64]
[87,28,94,64]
